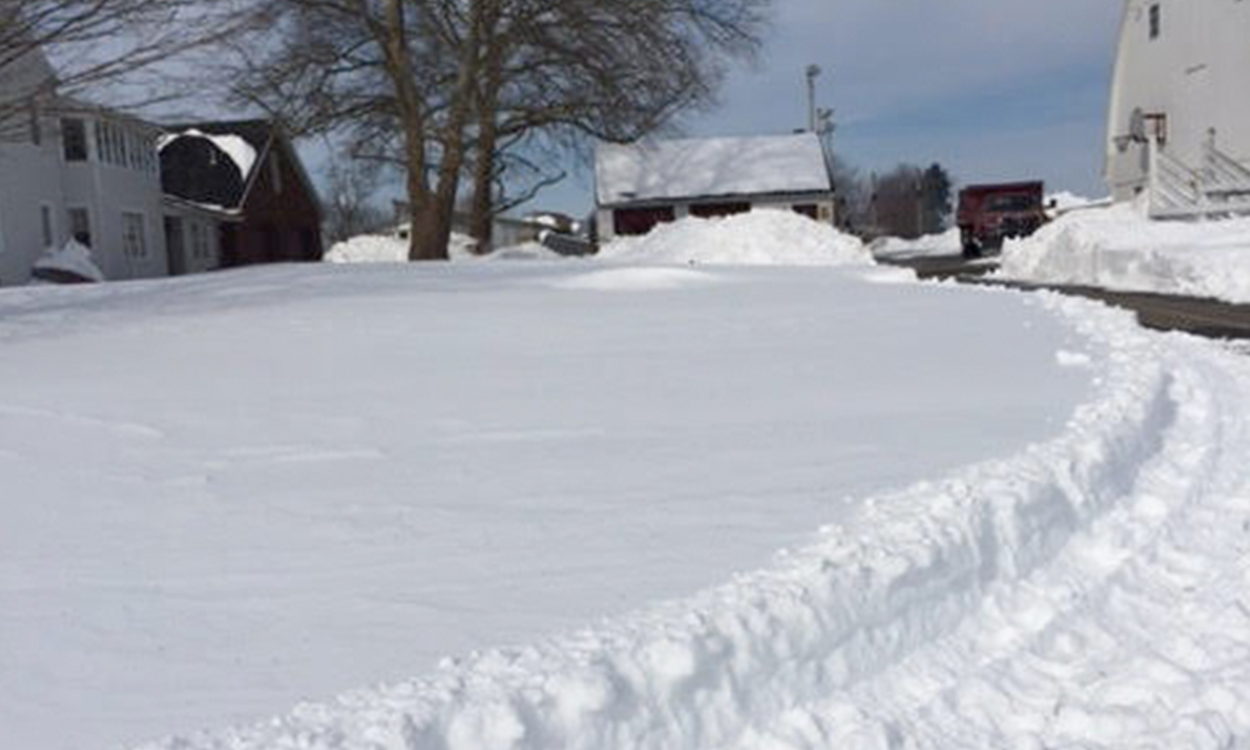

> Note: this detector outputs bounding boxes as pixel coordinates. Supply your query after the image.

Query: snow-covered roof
[158,129,258,180]
[595,133,833,207]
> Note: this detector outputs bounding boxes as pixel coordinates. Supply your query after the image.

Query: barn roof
[595,133,833,207]
[158,119,276,211]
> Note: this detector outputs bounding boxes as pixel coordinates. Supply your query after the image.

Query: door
[164,216,186,276]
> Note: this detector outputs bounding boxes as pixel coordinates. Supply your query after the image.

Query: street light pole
[806,64,822,132]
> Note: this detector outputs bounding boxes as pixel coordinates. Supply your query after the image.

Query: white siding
[1107,0,1250,199]
[0,117,67,285]
[59,116,167,281]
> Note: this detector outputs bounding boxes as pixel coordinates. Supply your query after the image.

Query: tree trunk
[375,0,441,261]
[416,0,493,261]
[469,37,504,253]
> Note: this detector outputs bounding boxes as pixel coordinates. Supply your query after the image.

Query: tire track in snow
[738,309,1250,749]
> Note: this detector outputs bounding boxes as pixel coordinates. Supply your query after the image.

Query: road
[881,254,1250,341]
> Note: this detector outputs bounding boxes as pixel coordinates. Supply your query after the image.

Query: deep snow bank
[324,233,477,263]
[133,291,1250,749]
[999,202,1250,302]
[598,210,869,266]
[325,234,563,264]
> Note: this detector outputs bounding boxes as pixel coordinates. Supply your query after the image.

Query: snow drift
[598,210,869,266]
[32,240,105,283]
[131,289,1250,749]
[324,233,478,263]
[999,202,1250,302]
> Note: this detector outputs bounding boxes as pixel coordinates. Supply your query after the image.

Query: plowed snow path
[738,323,1250,749]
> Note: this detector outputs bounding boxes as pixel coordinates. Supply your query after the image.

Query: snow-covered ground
[4,212,1249,750]
[1000,202,1250,302]
[870,228,961,260]
[325,232,563,264]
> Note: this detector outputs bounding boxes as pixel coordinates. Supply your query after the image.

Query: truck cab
[957,182,1047,258]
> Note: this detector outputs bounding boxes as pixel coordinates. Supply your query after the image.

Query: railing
[1148,130,1250,219]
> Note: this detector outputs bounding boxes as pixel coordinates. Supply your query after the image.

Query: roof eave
[599,188,836,210]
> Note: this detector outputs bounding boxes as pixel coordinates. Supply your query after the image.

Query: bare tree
[465,0,772,250]
[324,155,388,243]
[230,0,773,260]
[0,0,246,135]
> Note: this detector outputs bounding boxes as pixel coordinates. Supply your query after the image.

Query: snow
[598,210,868,266]
[1046,191,1106,213]
[324,232,478,263]
[158,129,258,180]
[999,201,1250,302]
[596,134,833,206]
[32,239,106,282]
[0,259,1093,750]
[5,212,1250,750]
[870,228,962,259]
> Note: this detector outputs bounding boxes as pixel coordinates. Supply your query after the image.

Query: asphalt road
[881,254,1250,341]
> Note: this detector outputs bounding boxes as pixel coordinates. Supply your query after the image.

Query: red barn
[160,120,323,268]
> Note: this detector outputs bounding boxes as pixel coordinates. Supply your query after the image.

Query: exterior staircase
[1148,131,1250,219]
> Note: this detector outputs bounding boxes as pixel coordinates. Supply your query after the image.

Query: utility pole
[806,64,822,132]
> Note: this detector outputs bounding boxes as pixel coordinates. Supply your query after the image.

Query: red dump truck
[957,182,1047,258]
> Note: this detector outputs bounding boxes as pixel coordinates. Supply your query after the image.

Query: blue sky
[535,0,1126,218]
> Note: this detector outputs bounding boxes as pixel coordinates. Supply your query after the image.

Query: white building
[1106,0,1250,216]
[595,134,836,242]
[0,50,229,285]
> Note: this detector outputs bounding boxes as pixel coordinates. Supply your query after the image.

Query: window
[116,127,128,167]
[690,202,751,219]
[62,118,88,161]
[68,208,92,247]
[1149,3,1161,39]
[40,205,55,248]
[122,212,147,258]
[613,207,676,237]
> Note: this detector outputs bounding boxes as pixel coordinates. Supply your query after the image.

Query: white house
[0,50,250,285]
[0,49,178,284]
[594,133,836,242]
[1106,0,1250,216]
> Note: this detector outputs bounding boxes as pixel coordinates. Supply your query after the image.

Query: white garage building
[1106,0,1250,217]
[595,133,836,242]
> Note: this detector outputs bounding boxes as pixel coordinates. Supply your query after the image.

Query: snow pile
[999,202,1250,302]
[870,228,961,259]
[158,129,257,179]
[1046,191,1106,213]
[599,210,869,266]
[129,291,1250,750]
[488,241,563,261]
[324,233,477,263]
[32,240,105,283]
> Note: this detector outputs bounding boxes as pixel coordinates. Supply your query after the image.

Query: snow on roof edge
[158,128,259,181]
